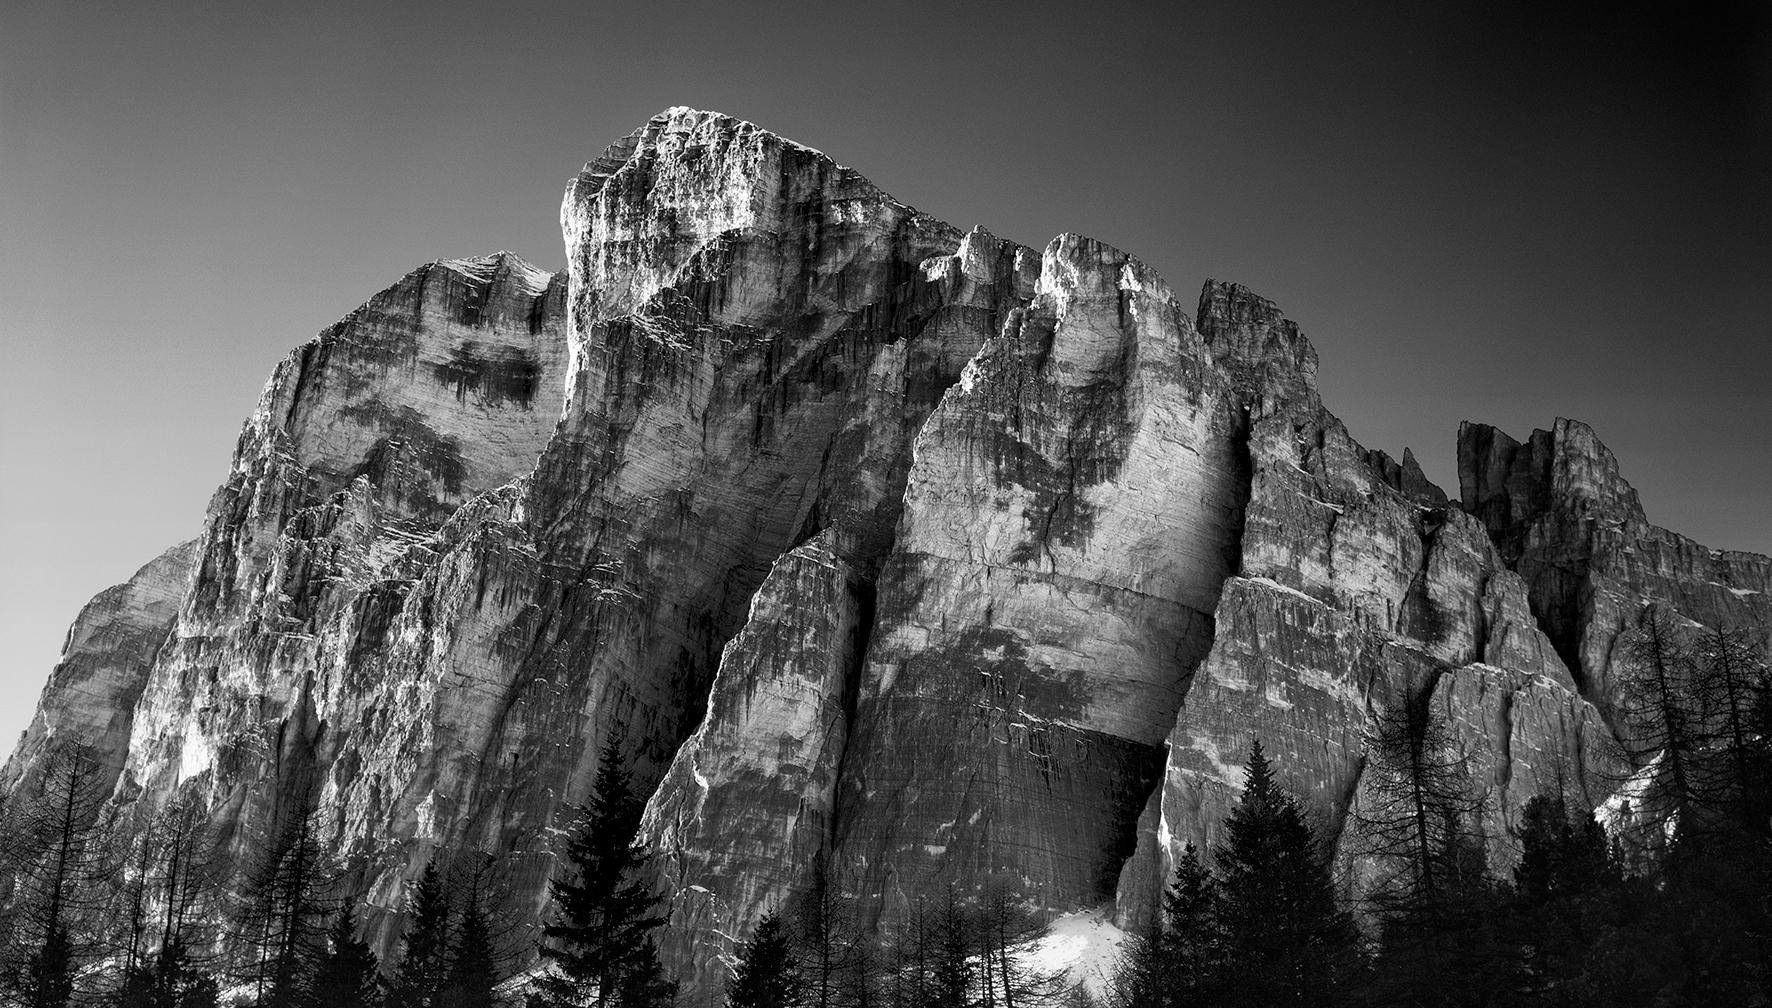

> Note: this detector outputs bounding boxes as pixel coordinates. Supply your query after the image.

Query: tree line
[0,603,1765,1007]
[1108,605,1771,1008]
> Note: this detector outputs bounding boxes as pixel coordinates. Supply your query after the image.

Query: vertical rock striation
[1459,418,1772,719]
[829,237,1248,929]
[3,540,199,799]
[6,109,1766,1005]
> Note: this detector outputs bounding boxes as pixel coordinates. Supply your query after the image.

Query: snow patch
[1011,909,1130,1000]
[1596,755,1661,833]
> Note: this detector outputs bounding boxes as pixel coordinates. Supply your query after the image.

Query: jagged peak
[569,106,843,205]
[1195,278,1319,397]
[1037,232,1178,308]
[434,250,557,297]
[1456,416,1648,539]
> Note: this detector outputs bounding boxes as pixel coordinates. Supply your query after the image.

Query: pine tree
[391,859,452,1008]
[1113,844,1218,1008]
[1160,844,1220,1007]
[313,903,382,1008]
[1369,817,1511,1008]
[1505,792,1633,1007]
[1211,739,1358,1008]
[726,912,797,1008]
[17,926,74,1008]
[439,858,502,1008]
[613,937,675,1008]
[117,827,160,997]
[793,858,869,1008]
[531,740,672,1008]
[112,797,224,1008]
[142,937,222,1008]
[1513,793,1615,909]
[927,885,975,1008]
[234,797,339,1008]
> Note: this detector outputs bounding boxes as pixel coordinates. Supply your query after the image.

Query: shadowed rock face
[8,108,1766,1004]
[1458,418,1772,721]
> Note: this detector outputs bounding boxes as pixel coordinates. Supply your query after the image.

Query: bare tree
[232,793,341,1008]
[1615,605,1706,846]
[793,855,872,1008]
[1352,685,1483,915]
[1693,626,1771,832]
[972,877,1059,1008]
[5,745,107,1008]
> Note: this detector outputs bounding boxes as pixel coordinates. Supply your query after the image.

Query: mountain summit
[8,108,1767,1003]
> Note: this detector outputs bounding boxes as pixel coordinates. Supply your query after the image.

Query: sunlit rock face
[105,253,570,891]
[3,540,199,799]
[828,236,1250,930]
[641,534,867,998]
[7,108,1767,1005]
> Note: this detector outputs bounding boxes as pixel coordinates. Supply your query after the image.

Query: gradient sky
[3,0,1768,749]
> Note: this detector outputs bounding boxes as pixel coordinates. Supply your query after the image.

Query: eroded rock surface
[8,108,1766,1005]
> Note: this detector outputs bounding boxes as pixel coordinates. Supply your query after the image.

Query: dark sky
[3,0,1768,744]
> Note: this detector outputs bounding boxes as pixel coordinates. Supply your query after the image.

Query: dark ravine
[6,108,1767,1004]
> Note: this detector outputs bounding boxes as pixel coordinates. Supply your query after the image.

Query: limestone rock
[830,235,1247,930]
[6,109,1766,1007]
[1459,418,1772,717]
[641,535,866,997]
[2,540,198,799]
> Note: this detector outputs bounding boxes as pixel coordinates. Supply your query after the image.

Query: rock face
[8,108,1767,1004]
[3,540,199,799]
[1459,418,1772,720]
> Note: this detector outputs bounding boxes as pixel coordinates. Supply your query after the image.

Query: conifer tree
[1513,793,1616,909]
[927,885,975,1008]
[531,740,672,1008]
[614,937,676,1008]
[392,859,452,1008]
[313,902,382,1008]
[726,912,797,1008]
[235,796,338,1008]
[1113,843,1218,1008]
[880,899,935,1008]
[17,926,74,1008]
[1616,605,1704,843]
[1369,817,1511,1008]
[134,936,222,1008]
[1504,792,1634,1007]
[793,858,869,1008]
[972,877,1054,1008]
[1211,739,1358,1008]
[114,797,224,1008]
[1694,626,1771,833]
[1353,688,1483,915]
[9,745,106,1008]
[440,857,503,1008]
[117,827,160,997]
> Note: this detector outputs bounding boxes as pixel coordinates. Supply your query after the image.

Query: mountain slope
[7,108,1765,1004]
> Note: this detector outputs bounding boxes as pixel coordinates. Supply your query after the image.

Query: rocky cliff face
[8,107,1766,1003]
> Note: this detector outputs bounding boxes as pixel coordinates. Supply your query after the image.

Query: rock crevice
[6,109,1765,1006]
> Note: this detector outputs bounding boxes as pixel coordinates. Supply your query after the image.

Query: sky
[2,0,1768,749]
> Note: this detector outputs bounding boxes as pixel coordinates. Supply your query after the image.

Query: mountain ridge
[6,107,1765,1004]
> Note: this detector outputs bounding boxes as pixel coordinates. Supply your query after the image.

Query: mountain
[7,107,1766,1003]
